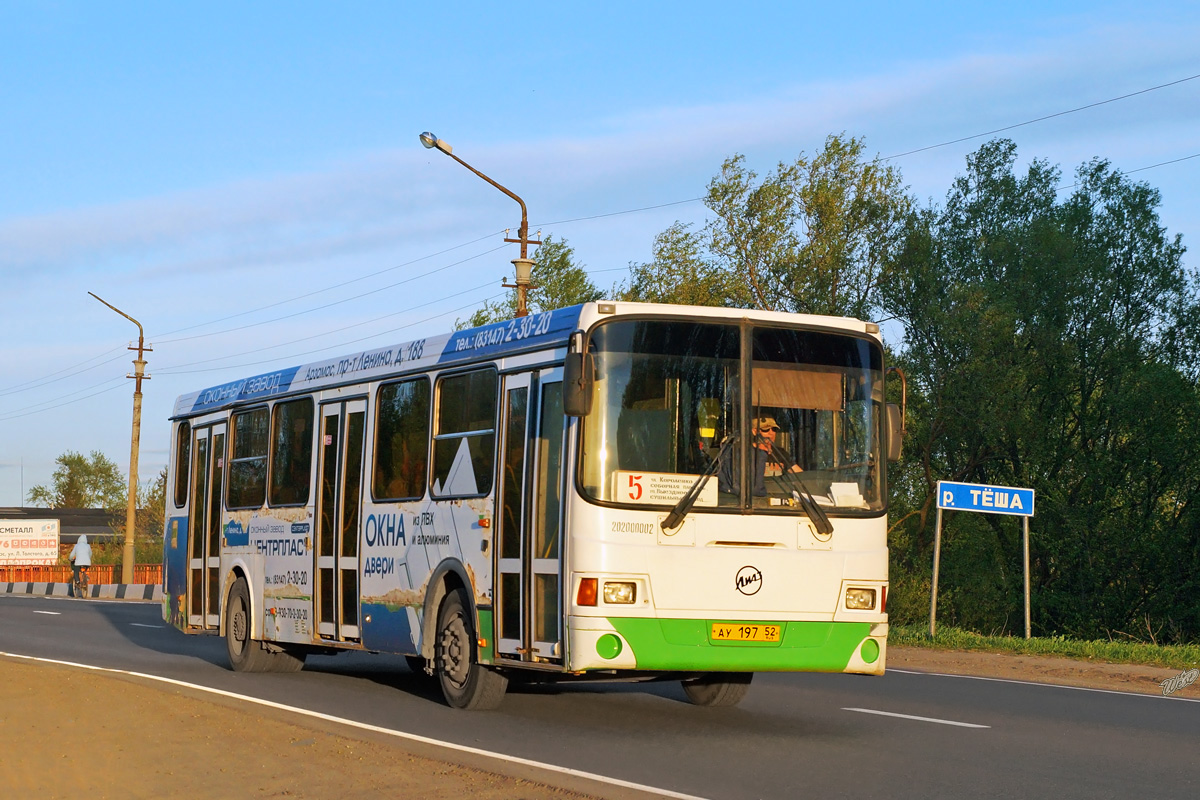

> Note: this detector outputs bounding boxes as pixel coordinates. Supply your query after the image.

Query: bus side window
[431,369,497,497]
[269,397,314,506]
[228,407,269,509]
[173,421,191,508]
[373,377,431,501]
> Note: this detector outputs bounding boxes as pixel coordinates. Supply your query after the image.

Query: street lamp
[88,292,150,586]
[420,131,538,317]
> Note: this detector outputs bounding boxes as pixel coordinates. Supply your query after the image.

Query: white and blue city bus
[162,301,902,708]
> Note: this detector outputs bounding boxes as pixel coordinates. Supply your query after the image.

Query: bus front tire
[681,672,753,707]
[225,577,305,674]
[435,588,507,709]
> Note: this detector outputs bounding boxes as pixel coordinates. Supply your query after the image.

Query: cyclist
[69,535,92,598]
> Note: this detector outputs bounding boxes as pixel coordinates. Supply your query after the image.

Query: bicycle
[72,565,89,599]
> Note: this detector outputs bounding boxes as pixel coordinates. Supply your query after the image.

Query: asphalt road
[3,594,1197,799]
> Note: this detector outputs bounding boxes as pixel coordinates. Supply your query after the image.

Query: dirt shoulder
[4,646,1194,800]
[889,645,1200,699]
[0,656,602,800]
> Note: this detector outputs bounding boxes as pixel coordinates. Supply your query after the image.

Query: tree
[27,450,126,509]
[622,133,912,317]
[107,467,167,564]
[881,139,1200,640]
[461,236,603,327]
[618,222,731,306]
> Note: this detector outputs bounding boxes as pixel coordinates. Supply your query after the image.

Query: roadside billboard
[0,519,61,565]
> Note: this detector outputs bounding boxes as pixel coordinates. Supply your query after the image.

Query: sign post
[932,481,1036,639]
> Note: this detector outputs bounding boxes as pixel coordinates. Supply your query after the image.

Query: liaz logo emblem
[735,566,763,596]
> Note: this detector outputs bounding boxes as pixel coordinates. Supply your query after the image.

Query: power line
[152,228,506,340]
[156,243,508,344]
[155,280,498,373]
[161,291,509,377]
[0,349,128,398]
[533,197,705,227]
[1056,152,1200,192]
[0,381,128,423]
[884,72,1200,160]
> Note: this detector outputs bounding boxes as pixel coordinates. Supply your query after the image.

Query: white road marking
[32,610,61,616]
[129,623,162,628]
[0,651,707,800]
[844,707,990,728]
[888,668,1200,703]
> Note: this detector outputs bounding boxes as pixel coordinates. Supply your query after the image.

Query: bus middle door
[495,368,565,664]
[315,399,366,642]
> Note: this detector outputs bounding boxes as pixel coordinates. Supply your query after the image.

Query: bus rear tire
[682,672,753,707]
[435,588,507,709]
[226,577,306,673]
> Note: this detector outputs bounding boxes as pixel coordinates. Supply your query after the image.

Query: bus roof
[171,305,585,418]
[171,301,878,419]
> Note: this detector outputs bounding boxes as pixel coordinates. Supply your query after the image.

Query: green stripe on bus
[607,618,874,672]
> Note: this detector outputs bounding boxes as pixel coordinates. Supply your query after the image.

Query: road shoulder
[889,645,1199,699]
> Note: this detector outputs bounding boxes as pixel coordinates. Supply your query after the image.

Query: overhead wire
[0,349,129,398]
[160,290,510,377]
[155,279,500,373]
[156,242,509,344]
[152,227,507,340]
[883,71,1200,160]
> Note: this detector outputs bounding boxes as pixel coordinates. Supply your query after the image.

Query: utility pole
[89,292,150,585]
[419,132,540,316]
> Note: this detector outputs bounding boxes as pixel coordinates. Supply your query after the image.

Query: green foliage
[619,133,911,317]
[461,236,602,327]
[882,139,1200,642]
[106,467,167,565]
[620,222,732,306]
[27,450,126,509]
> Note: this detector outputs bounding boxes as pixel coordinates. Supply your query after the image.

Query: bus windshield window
[581,320,742,509]
[580,319,885,515]
[749,326,884,513]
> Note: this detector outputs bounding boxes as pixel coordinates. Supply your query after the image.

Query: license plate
[711,622,781,642]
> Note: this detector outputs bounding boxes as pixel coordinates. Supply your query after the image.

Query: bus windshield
[580,318,885,515]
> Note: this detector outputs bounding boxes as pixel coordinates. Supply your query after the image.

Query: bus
[162,301,902,709]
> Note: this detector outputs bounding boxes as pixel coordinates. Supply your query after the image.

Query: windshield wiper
[661,436,736,531]
[759,435,834,536]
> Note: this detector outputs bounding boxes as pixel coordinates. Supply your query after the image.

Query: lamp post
[420,132,538,317]
[89,292,150,585]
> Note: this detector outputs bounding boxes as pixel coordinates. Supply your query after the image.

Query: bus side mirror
[886,403,904,462]
[563,352,594,417]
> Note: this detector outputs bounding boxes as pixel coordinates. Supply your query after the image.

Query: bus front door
[315,399,366,642]
[187,422,225,630]
[495,368,565,664]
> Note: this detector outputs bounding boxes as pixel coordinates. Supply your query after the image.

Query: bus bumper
[568,617,886,675]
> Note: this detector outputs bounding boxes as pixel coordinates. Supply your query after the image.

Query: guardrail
[0,564,162,584]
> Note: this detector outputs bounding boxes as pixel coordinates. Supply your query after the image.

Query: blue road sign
[937,480,1035,517]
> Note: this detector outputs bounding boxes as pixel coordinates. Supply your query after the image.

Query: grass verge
[889,623,1200,671]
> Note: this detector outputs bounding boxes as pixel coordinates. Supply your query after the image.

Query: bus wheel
[681,672,753,707]
[226,578,305,673]
[435,588,507,709]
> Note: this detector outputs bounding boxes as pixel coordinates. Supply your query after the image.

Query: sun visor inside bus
[752,363,845,411]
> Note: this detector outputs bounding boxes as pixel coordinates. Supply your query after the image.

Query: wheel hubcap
[231,603,247,653]
[439,613,470,687]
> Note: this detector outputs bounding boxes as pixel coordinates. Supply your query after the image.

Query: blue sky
[1,1,1197,504]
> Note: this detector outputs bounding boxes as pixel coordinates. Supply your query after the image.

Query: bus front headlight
[603,581,637,604]
[845,588,876,610]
